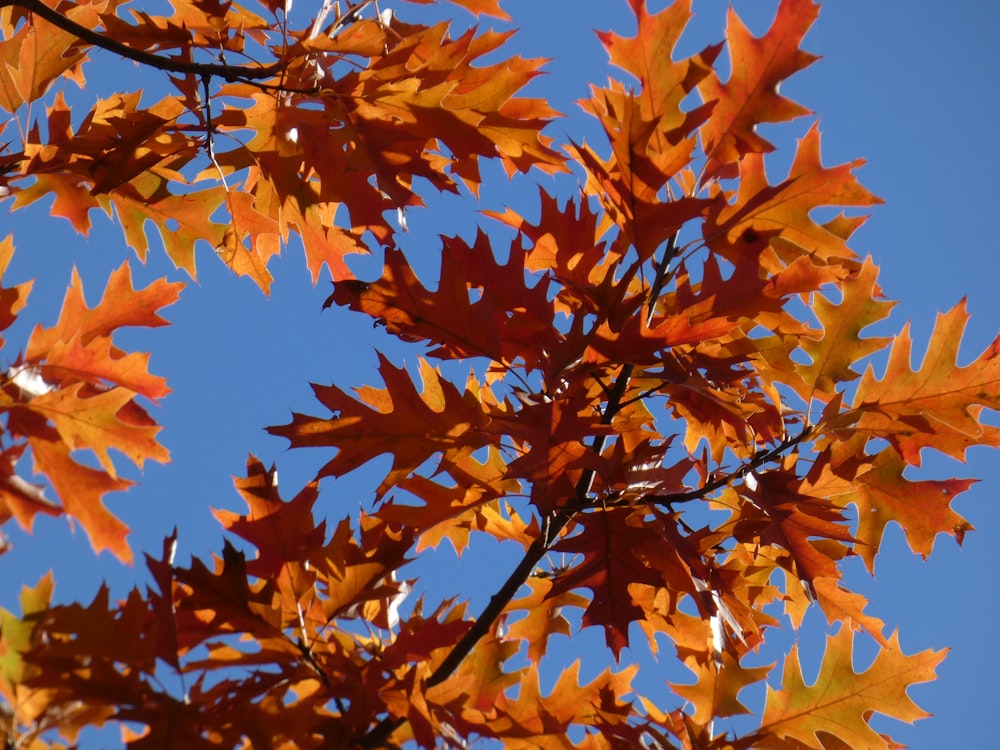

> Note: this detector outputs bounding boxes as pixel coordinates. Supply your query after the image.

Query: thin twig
[199,75,230,191]
[577,425,814,513]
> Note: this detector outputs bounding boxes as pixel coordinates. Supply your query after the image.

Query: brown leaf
[268,355,491,498]
[327,244,504,360]
[550,509,686,657]
[213,455,325,583]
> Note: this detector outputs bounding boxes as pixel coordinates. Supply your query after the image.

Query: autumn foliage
[0,0,989,747]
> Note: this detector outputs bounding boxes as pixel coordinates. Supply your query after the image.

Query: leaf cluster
[0,0,991,748]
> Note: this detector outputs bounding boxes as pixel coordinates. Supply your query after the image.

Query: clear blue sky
[1,1,997,747]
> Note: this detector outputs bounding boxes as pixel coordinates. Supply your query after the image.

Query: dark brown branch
[0,0,282,81]
[646,426,813,508]
[557,426,812,517]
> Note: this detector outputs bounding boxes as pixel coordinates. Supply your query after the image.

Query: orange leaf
[42,333,170,400]
[268,355,491,497]
[13,171,100,234]
[26,262,183,359]
[27,384,167,476]
[703,123,882,269]
[598,0,720,133]
[848,446,974,572]
[671,651,772,725]
[582,307,737,368]
[215,191,281,295]
[500,661,640,740]
[506,577,587,665]
[759,627,945,749]
[0,7,89,112]
[850,300,1000,465]
[794,258,896,401]
[427,620,521,726]
[380,448,518,555]
[26,428,133,562]
[698,0,820,167]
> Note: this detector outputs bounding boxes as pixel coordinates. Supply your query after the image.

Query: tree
[0,0,991,747]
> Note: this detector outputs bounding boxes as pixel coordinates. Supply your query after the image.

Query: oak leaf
[425,621,521,734]
[105,174,227,280]
[498,661,640,742]
[213,455,325,583]
[170,539,285,642]
[381,447,519,555]
[268,355,491,497]
[0,4,92,112]
[550,509,686,657]
[25,383,165,475]
[41,332,169,400]
[703,123,882,270]
[697,0,819,168]
[671,651,772,725]
[758,627,945,750]
[737,468,856,585]
[327,245,503,361]
[598,0,720,134]
[848,299,1000,465]
[26,262,183,358]
[794,258,896,401]
[22,422,133,561]
[501,396,613,513]
[506,577,588,665]
[1,260,180,560]
[844,446,974,572]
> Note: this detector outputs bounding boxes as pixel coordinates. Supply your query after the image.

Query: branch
[353,521,559,748]
[356,236,684,749]
[0,0,282,82]
[644,426,813,507]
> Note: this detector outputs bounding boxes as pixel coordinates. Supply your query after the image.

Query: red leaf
[213,455,325,582]
[550,509,678,657]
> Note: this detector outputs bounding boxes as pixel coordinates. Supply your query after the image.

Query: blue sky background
[1,1,997,747]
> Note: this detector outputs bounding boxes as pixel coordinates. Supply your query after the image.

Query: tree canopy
[0,0,993,748]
